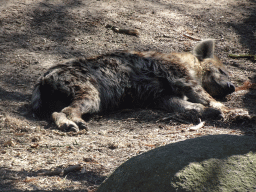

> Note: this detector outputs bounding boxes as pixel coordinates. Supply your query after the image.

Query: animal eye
[218,68,227,75]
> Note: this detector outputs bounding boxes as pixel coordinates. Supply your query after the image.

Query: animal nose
[227,82,235,93]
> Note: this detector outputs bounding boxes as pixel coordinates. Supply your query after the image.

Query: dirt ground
[0,0,255,191]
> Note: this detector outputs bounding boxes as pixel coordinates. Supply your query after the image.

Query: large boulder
[97,135,256,192]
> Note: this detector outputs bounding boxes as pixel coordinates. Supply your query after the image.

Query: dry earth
[0,0,255,191]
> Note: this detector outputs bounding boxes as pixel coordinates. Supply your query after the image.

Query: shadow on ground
[228,0,256,54]
[0,166,105,192]
[0,0,102,63]
[0,87,30,102]
[243,75,256,115]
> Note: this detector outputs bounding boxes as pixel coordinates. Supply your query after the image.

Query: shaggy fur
[31,40,235,131]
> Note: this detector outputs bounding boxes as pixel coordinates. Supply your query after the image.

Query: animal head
[194,40,235,98]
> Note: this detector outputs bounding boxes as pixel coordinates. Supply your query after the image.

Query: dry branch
[106,24,139,37]
[38,164,83,176]
[235,81,256,91]
[182,34,201,41]
[188,121,205,131]
[228,54,256,61]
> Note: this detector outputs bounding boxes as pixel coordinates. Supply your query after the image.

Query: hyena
[31,40,236,132]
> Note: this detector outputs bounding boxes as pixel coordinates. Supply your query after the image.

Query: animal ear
[193,39,215,61]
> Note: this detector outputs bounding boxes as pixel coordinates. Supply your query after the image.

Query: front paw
[52,112,79,132]
[202,107,223,119]
[74,120,89,131]
[62,121,80,132]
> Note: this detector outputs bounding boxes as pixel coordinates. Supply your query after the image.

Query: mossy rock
[97,135,256,192]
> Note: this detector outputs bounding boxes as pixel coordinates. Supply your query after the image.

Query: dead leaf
[236,81,256,91]
[31,136,41,142]
[84,157,94,162]
[144,144,155,148]
[108,142,118,149]
[83,157,99,163]
[31,143,39,148]
[23,177,38,183]
[14,133,26,136]
[4,139,15,147]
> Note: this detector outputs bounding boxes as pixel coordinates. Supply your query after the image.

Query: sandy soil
[0,0,255,191]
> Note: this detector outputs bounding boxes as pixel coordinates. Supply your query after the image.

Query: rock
[97,135,256,192]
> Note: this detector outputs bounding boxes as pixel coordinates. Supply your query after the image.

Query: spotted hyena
[31,40,236,132]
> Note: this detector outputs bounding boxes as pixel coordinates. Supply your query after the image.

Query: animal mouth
[214,82,236,99]
[204,79,236,99]
[227,82,235,94]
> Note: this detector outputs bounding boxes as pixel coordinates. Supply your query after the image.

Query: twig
[63,164,83,174]
[38,164,83,176]
[228,54,256,61]
[188,121,205,131]
[106,24,139,37]
[182,34,201,41]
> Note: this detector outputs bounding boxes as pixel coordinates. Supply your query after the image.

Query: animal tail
[31,83,43,116]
